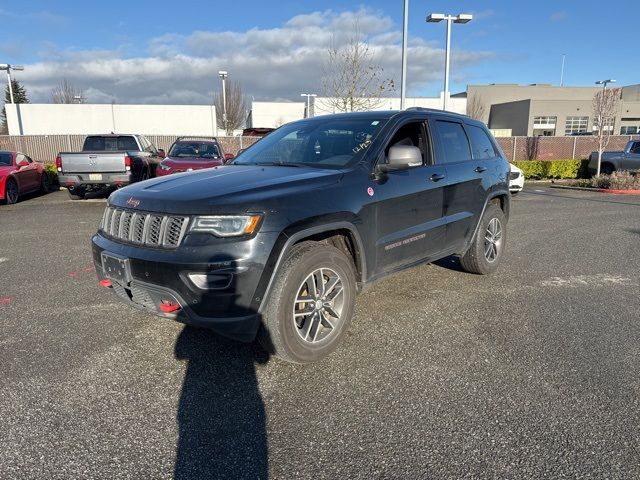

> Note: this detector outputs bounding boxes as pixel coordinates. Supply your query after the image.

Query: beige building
[463,84,640,136]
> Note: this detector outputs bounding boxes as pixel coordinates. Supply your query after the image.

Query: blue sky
[1,1,637,104]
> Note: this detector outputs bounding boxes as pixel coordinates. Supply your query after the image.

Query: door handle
[430,173,446,182]
[474,166,487,173]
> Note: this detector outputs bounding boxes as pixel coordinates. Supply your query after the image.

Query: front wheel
[460,203,507,275]
[4,178,19,204]
[258,242,357,363]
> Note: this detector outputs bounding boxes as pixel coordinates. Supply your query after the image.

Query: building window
[620,126,639,135]
[592,117,615,133]
[565,116,589,135]
[533,116,557,136]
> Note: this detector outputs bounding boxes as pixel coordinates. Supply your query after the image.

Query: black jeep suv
[92,109,510,363]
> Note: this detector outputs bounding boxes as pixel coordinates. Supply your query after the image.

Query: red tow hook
[99,279,113,288]
[159,300,181,313]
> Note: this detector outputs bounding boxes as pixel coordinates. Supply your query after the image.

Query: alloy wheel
[484,218,503,263]
[292,267,344,343]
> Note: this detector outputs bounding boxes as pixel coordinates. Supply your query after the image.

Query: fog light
[188,273,232,290]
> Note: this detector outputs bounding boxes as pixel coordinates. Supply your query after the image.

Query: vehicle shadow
[171,256,272,480]
[173,326,270,480]
[432,255,465,273]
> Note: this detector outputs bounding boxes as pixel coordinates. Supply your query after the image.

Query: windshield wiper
[253,161,305,167]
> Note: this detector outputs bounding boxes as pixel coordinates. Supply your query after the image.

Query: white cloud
[16,8,494,104]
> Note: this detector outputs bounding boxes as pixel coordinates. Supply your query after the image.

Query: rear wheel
[4,178,19,204]
[258,242,357,363]
[40,172,50,193]
[460,203,506,275]
[67,188,85,200]
[600,163,615,175]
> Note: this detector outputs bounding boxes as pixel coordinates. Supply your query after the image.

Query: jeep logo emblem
[126,197,140,208]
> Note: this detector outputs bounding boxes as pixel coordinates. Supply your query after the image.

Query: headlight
[189,215,261,237]
[159,163,171,171]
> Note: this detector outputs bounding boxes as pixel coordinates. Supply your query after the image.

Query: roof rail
[175,136,218,142]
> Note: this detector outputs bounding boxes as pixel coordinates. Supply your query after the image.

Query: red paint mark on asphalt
[68,264,96,278]
[0,297,13,305]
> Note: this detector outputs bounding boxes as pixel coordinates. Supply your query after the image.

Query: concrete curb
[549,185,640,195]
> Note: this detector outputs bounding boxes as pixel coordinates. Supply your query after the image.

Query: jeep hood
[108,164,344,214]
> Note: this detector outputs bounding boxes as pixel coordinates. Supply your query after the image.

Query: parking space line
[0,258,7,263]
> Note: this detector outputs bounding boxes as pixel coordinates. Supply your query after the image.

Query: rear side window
[467,124,498,159]
[631,142,640,154]
[433,120,471,164]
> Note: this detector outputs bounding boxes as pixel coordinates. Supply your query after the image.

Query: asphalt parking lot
[1,186,639,479]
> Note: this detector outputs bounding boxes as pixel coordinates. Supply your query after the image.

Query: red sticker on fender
[367,187,374,196]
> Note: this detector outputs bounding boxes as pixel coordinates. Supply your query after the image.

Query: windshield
[0,152,12,166]
[168,142,221,159]
[233,117,387,168]
[83,136,139,151]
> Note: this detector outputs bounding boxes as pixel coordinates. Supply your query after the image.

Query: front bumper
[92,229,280,341]
[59,173,133,190]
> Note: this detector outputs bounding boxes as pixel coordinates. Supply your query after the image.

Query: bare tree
[592,87,620,176]
[466,93,486,121]
[213,80,247,135]
[321,20,395,112]
[51,79,85,104]
[525,135,540,160]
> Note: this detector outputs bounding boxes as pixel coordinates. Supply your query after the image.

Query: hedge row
[512,159,590,179]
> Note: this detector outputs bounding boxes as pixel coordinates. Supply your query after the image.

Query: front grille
[100,206,189,248]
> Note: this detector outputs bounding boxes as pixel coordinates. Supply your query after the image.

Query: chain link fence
[495,135,640,162]
[0,135,262,163]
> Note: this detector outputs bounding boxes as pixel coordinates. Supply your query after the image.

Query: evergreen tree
[1,79,29,134]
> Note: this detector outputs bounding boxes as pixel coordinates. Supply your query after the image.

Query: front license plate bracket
[101,252,132,284]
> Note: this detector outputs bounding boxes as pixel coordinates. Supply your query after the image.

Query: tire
[460,203,507,275]
[67,189,85,200]
[601,163,615,175]
[40,173,50,193]
[4,178,19,204]
[258,241,357,363]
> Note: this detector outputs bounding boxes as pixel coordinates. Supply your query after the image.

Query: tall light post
[300,93,317,118]
[426,13,472,111]
[400,0,409,110]
[0,63,25,104]
[218,70,228,134]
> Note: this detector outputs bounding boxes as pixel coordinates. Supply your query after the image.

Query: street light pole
[426,13,472,111]
[0,64,25,104]
[400,0,409,110]
[300,93,317,118]
[218,70,228,135]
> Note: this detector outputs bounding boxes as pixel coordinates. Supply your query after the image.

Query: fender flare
[256,221,367,314]
[461,189,510,255]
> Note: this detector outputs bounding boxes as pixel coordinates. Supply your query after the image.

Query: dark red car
[156,138,234,177]
[0,150,48,204]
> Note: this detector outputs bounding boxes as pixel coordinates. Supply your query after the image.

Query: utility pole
[218,70,228,134]
[400,0,409,110]
[300,93,317,118]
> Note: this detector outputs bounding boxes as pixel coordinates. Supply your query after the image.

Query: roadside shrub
[600,170,640,190]
[511,159,590,179]
[43,163,59,188]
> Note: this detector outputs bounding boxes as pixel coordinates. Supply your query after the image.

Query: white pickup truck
[56,134,165,199]
[589,140,640,175]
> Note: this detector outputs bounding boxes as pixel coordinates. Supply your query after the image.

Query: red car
[156,138,234,176]
[0,150,48,204]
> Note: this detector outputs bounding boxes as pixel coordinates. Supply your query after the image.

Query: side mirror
[378,145,422,173]
[17,160,29,168]
[158,149,166,158]
[236,148,246,156]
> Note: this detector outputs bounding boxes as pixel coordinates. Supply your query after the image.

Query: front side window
[384,121,428,165]
[467,124,497,160]
[233,117,388,168]
[433,120,471,164]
